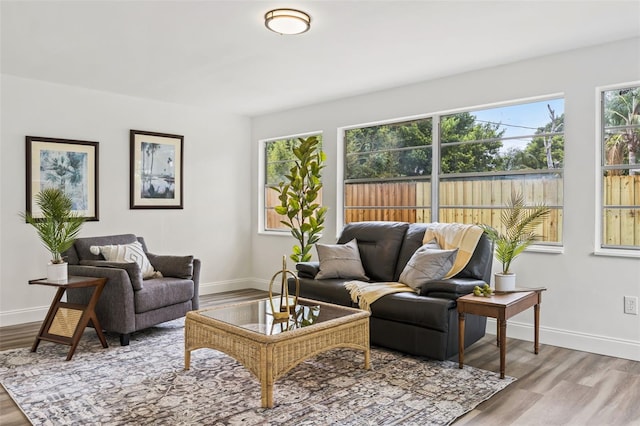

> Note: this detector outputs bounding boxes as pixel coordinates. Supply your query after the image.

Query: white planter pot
[47,262,68,282]
[494,273,516,292]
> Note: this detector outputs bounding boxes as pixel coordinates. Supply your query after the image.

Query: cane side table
[29,275,108,360]
[457,288,545,379]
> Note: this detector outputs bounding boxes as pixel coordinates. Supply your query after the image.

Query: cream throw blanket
[422,222,484,278]
[345,281,416,312]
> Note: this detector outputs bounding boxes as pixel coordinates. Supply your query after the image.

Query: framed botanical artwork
[130,130,184,209]
[26,136,99,221]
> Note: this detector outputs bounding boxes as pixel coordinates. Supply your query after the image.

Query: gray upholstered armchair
[63,234,200,345]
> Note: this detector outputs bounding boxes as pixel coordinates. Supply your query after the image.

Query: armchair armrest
[146,253,194,279]
[418,278,488,300]
[79,260,143,290]
[296,261,320,279]
[66,264,137,334]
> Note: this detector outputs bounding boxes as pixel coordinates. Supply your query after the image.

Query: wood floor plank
[1,289,639,425]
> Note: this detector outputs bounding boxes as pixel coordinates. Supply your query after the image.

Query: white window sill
[593,248,640,259]
[258,230,292,237]
[525,245,564,254]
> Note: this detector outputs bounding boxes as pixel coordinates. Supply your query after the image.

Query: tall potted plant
[21,188,85,281]
[480,190,550,291]
[274,136,328,263]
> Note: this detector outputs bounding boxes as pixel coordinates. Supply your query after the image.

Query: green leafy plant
[274,136,328,263]
[479,191,550,274]
[21,188,85,264]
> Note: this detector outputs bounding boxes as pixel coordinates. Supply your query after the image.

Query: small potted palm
[480,190,550,291]
[21,188,85,281]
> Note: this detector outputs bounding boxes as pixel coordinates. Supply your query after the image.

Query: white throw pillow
[399,243,458,290]
[90,241,158,279]
[315,239,368,280]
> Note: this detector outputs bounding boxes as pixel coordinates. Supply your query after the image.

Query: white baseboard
[485,318,640,362]
[0,305,49,327]
[199,278,270,294]
[3,282,637,362]
[0,279,271,328]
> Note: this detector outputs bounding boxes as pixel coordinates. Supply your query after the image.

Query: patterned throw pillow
[315,238,369,280]
[399,242,458,290]
[90,241,159,279]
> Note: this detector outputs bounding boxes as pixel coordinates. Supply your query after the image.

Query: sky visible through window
[472,98,564,153]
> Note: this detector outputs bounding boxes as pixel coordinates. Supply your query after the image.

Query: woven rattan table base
[184,299,370,408]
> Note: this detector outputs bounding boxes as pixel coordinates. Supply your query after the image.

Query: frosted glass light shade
[265,9,311,35]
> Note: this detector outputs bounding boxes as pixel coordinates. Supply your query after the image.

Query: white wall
[251,38,640,361]
[0,75,253,326]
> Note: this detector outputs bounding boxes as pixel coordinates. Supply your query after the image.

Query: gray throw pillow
[315,239,369,280]
[399,244,459,290]
[146,254,194,278]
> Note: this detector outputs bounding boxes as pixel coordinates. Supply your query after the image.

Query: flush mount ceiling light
[264,8,311,35]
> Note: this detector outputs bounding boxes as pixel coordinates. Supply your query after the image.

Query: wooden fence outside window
[267,176,639,246]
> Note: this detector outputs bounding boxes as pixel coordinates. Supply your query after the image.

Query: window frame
[594,82,640,258]
[258,130,323,236]
[340,114,435,230]
[338,94,565,251]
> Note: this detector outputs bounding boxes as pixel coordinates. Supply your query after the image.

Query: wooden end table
[30,275,108,360]
[457,288,545,379]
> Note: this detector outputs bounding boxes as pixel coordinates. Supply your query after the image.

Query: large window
[344,118,433,223]
[262,133,323,232]
[342,97,564,246]
[440,99,564,245]
[600,84,640,251]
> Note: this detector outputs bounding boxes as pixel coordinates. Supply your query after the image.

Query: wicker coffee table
[184,297,370,408]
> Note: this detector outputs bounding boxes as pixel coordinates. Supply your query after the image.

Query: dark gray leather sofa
[63,234,200,345]
[288,221,492,360]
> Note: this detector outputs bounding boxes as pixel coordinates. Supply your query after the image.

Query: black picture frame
[26,136,99,221]
[130,130,184,209]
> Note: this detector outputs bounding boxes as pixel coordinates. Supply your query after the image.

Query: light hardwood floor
[1,289,638,425]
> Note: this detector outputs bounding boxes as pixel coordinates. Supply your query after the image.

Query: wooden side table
[30,275,108,360]
[457,288,545,378]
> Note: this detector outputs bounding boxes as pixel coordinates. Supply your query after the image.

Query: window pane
[344,118,432,224]
[601,85,640,249]
[345,118,432,180]
[602,208,640,247]
[346,146,432,179]
[603,127,640,167]
[441,100,564,174]
[263,134,323,232]
[265,187,289,231]
[439,174,562,243]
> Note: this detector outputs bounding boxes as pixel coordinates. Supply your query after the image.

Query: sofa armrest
[296,261,320,279]
[419,278,488,300]
[79,260,143,290]
[146,253,194,279]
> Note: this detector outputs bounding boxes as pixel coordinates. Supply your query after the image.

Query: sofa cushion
[399,245,459,290]
[394,223,429,280]
[338,221,409,282]
[134,277,194,313]
[288,277,354,307]
[370,292,455,332]
[90,241,158,279]
[147,254,194,278]
[315,239,368,280]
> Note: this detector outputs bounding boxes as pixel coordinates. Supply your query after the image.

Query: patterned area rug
[0,319,514,425]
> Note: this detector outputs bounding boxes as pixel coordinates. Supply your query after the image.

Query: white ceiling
[2,1,639,117]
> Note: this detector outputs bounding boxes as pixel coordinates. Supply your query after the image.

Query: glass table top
[199,298,357,336]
